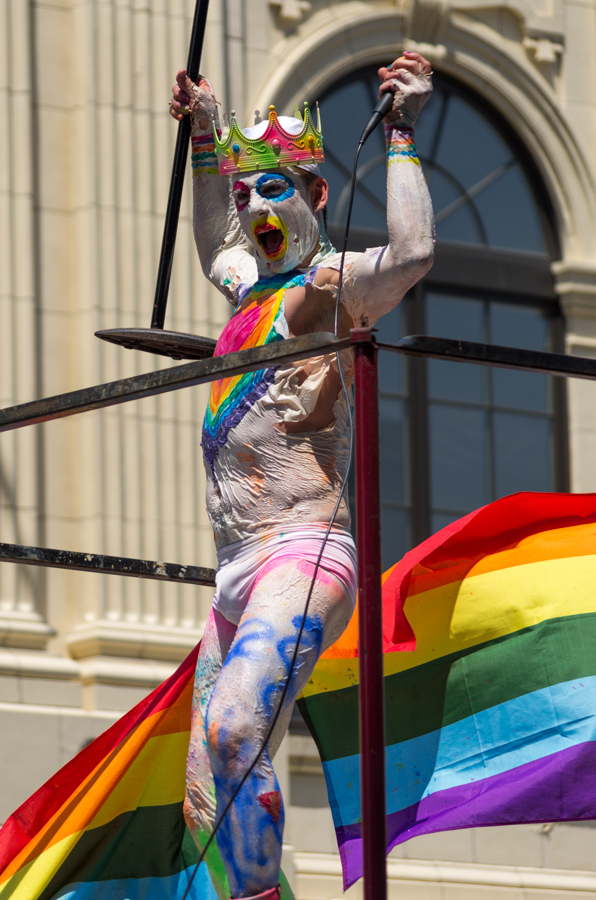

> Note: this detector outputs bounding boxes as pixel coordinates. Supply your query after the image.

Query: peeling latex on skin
[203,266,354,550]
[204,367,353,548]
[222,264,244,299]
[197,127,434,547]
[265,279,352,434]
[188,79,435,894]
[264,348,352,435]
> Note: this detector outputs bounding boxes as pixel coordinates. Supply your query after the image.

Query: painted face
[231,171,321,273]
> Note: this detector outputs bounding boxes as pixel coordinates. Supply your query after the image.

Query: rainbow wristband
[191,132,221,176]
[385,126,420,166]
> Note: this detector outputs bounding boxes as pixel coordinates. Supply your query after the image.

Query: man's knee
[205,696,257,778]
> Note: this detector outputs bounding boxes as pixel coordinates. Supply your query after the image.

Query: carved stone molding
[448,0,564,44]
[403,38,448,64]
[405,0,451,45]
[0,648,78,680]
[523,35,564,64]
[268,0,311,25]
[553,261,596,309]
[405,0,450,45]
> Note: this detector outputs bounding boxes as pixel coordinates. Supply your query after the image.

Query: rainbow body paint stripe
[385,125,420,165]
[192,133,220,177]
[298,491,596,889]
[0,644,294,900]
[202,271,307,469]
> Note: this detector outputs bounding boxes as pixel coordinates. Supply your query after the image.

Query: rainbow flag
[298,491,596,889]
[4,492,596,896]
[0,644,292,900]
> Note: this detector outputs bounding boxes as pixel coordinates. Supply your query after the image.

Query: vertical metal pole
[150,0,211,330]
[351,326,387,900]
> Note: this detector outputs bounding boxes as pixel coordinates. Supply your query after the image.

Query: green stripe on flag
[299,612,596,761]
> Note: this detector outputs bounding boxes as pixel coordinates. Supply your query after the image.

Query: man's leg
[204,558,353,899]
[184,606,237,895]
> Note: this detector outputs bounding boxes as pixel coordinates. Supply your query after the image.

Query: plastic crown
[212,102,324,175]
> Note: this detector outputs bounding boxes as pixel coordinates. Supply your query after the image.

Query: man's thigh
[207,558,353,732]
[192,606,237,722]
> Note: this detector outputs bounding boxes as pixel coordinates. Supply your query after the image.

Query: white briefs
[212,523,358,626]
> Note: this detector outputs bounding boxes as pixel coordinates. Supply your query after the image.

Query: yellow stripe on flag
[1,708,188,883]
[302,551,596,696]
[0,832,80,900]
[89,730,189,829]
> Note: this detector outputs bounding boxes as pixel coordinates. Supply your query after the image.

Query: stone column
[26,0,230,709]
[553,261,596,493]
[0,0,54,651]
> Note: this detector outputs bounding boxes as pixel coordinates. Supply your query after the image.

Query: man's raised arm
[340,52,435,325]
[170,71,257,303]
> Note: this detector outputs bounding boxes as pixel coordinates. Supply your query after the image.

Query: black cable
[182,109,378,900]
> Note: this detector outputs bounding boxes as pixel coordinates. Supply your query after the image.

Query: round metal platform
[95,327,216,361]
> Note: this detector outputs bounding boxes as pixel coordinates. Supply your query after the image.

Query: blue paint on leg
[205,607,326,895]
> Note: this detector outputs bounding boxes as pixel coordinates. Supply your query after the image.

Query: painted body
[170,52,435,899]
[184,530,356,897]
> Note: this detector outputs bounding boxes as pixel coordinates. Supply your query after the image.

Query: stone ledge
[0,613,56,651]
[66,621,202,663]
[293,851,596,892]
[0,699,118,720]
[77,656,176,688]
[0,648,79,680]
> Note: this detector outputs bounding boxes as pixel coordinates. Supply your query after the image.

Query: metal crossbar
[0,333,350,433]
[381,335,596,379]
[1,330,591,586]
[0,542,216,586]
[2,332,595,434]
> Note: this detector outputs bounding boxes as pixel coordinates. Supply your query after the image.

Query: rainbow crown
[212,103,324,175]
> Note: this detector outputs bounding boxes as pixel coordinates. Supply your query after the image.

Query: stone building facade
[2,0,596,897]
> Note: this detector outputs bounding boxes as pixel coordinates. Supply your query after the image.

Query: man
[169,51,434,900]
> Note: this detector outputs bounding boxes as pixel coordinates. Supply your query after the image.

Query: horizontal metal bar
[0,542,216,586]
[7,329,590,434]
[0,332,350,432]
[380,335,596,381]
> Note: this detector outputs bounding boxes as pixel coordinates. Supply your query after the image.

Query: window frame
[323,68,567,553]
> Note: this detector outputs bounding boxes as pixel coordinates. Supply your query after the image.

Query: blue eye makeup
[256,173,295,202]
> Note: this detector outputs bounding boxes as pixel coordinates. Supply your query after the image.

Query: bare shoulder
[312,267,340,288]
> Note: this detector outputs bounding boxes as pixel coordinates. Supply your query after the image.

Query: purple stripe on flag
[336,740,596,890]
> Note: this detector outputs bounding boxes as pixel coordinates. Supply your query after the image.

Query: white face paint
[231,170,321,274]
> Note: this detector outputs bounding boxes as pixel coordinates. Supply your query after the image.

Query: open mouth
[252,218,288,260]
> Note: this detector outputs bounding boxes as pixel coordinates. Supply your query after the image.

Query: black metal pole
[352,326,387,900]
[150,0,211,329]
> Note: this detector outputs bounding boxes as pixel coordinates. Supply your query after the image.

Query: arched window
[316,68,566,568]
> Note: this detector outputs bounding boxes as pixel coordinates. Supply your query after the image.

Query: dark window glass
[424,291,555,528]
[320,70,548,253]
[315,66,563,572]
